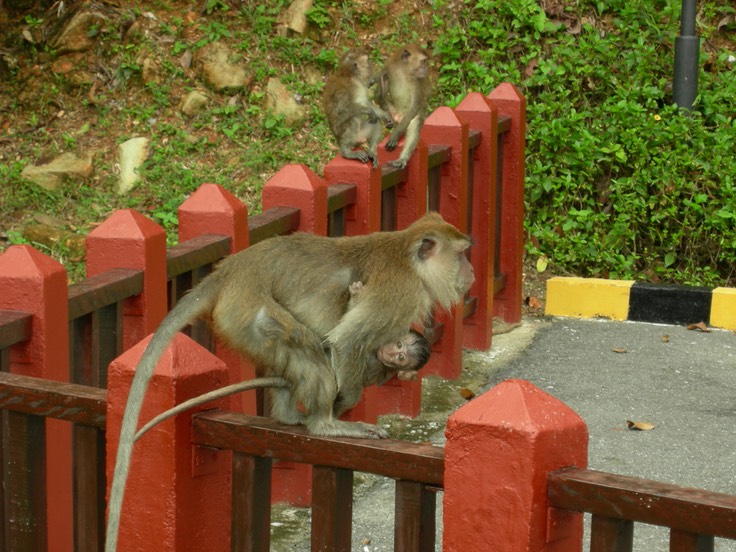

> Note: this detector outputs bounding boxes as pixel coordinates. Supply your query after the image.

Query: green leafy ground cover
[1,0,735,286]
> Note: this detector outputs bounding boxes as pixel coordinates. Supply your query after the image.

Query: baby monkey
[133,282,430,442]
[348,280,430,385]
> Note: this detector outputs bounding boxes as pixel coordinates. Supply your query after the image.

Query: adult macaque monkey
[132,327,430,442]
[105,212,473,552]
[323,49,394,168]
[376,43,432,169]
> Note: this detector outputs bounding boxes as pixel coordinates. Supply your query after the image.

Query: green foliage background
[432,0,736,286]
[1,0,735,286]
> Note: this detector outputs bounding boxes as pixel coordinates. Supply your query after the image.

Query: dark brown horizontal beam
[548,467,736,540]
[68,268,143,320]
[0,310,32,349]
[497,114,511,134]
[166,234,231,278]
[427,144,452,170]
[327,183,358,214]
[468,129,481,150]
[192,411,445,486]
[0,371,106,428]
[248,206,301,244]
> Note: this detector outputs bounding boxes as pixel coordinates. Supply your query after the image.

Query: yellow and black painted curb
[545,277,736,331]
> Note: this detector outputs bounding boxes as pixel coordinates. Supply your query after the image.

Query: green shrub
[433,0,736,285]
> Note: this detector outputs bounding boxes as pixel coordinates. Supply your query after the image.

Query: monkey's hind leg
[268,387,305,425]
[387,116,423,169]
[339,141,375,167]
[365,120,384,169]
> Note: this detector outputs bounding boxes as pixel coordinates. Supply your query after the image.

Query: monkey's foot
[309,419,389,439]
[340,150,373,165]
[387,159,408,169]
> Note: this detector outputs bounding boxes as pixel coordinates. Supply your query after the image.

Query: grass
[0,0,735,285]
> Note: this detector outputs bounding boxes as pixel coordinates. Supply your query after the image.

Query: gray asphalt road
[272,317,736,551]
[485,317,736,552]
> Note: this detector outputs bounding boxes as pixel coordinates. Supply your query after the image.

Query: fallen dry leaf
[611,347,627,354]
[536,254,549,273]
[626,420,656,431]
[686,322,711,332]
[661,335,670,343]
[525,295,543,309]
[459,388,476,400]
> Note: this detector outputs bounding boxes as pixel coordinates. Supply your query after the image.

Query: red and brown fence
[1,82,733,551]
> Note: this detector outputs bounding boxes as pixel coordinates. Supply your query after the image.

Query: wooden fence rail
[549,467,736,552]
[1,369,734,551]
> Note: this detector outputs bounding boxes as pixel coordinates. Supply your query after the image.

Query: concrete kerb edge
[544,276,736,330]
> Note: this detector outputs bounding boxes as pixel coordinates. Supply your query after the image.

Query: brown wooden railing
[192,411,444,551]
[1,369,736,551]
[548,467,736,552]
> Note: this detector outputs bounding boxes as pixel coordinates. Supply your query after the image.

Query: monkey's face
[377,339,415,370]
[413,53,429,79]
[376,331,431,371]
[400,45,430,80]
[352,53,373,83]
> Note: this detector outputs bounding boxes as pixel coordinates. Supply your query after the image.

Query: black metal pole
[673,0,700,109]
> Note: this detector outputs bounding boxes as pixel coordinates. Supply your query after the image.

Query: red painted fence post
[378,138,430,231]
[322,158,382,425]
[420,106,470,380]
[371,141,430,419]
[178,182,249,251]
[263,164,329,235]
[488,83,526,324]
[444,379,587,552]
[106,333,231,551]
[178,184,255,415]
[455,92,499,351]
[262,165,330,506]
[324,156,381,235]
[0,246,73,552]
[86,210,168,350]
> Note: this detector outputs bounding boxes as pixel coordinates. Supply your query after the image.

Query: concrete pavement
[271,298,736,551]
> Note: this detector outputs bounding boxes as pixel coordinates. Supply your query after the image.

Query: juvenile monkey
[105,212,473,552]
[323,49,394,168]
[376,44,432,169]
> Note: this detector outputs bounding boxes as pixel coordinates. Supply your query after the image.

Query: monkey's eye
[398,353,406,362]
[396,341,404,349]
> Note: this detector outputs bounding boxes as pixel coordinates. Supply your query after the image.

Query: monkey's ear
[401,49,411,61]
[418,237,438,260]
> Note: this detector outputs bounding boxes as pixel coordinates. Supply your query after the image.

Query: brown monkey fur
[134,280,430,443]
[348,280,430,384]
[376,44,432,169]
[132,328,430,443]
[323,49,394,168]
[105,211,473,552]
